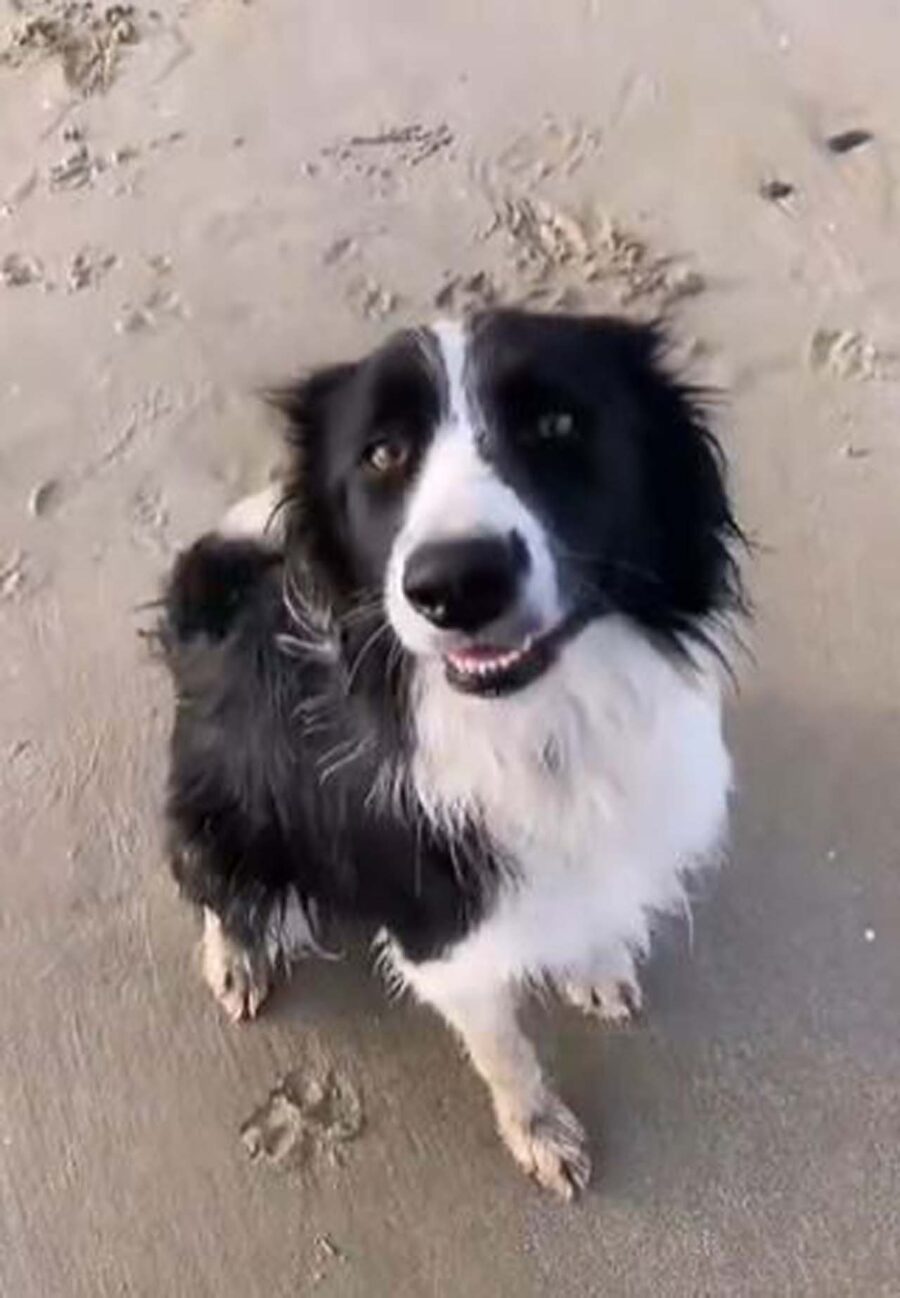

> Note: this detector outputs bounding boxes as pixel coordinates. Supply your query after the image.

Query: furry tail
[161,535,280,650]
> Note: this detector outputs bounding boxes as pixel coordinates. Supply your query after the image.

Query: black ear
[266,363,360,598]
[615,321,745,641]
[266,363,358,450]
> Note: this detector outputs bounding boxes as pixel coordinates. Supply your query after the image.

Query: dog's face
[280,311,738,696]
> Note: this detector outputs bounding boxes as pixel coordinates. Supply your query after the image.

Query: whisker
[340,598,385,628]
[294,695,330,717]
[551,542,662,588]
[299,718,339,737]
[276,632,334,659]
[344,619,393,694]
[291,693,336,730]
[317,733,375,785]
[282,576,313,632]
[343,585,382,610]
[282,566,331,636]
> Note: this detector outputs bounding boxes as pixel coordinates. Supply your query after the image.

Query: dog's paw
[563,976,643,1026]
[497,1094,592,1200]
[200,910,271,1023]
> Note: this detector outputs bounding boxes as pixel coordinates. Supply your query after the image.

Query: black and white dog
[161,310,741,1197]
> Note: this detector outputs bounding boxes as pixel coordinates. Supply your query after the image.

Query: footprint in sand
[240,1059,364,1176]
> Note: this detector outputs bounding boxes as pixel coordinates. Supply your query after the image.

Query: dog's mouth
[444,635,551,696]
[442,608,594,697]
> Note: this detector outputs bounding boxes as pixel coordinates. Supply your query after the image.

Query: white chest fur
[400,618,731,1003]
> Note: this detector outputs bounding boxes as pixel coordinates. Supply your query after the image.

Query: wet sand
[2,1,899,1293]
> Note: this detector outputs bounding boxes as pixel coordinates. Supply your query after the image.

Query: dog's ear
[266,363,358,450]
[266,363,360,599]
[612,319,745,635]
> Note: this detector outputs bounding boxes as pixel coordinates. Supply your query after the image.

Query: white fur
[433,318,470,427]
[218,485,283,544]
[390,617,731,1007]
[385,320,560,656]
[200,907,270,1022]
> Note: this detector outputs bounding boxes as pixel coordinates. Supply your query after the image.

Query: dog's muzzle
[399,530,587,697]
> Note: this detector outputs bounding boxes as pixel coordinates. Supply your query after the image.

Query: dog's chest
[414,663,643,880]
[407,621,730,983]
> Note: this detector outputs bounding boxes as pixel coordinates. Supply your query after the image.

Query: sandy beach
[2,1,899,1293]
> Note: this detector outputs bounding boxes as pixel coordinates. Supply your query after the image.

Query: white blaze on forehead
[406,319,517,541]
[431,318,471,432]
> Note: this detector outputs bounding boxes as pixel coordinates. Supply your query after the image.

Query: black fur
[468,312,743,650]
[161,312,741,968]
[162,536,498,961]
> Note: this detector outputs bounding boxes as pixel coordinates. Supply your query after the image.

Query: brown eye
[363,437,412,479]
[536,411,576,441]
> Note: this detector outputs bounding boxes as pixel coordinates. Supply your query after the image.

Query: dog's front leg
[423,981,591,1198]
[199,891,321,1023]
[200,908,273,1023]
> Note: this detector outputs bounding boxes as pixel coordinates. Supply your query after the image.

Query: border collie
[160,310,741,1198]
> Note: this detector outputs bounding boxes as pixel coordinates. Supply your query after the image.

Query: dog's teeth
[448,644,530,681]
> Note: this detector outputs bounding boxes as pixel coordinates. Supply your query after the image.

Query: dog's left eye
[535,411,577,441]
[362,436,412,480]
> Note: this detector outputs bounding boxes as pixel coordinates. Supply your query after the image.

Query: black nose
[402,533,529,632]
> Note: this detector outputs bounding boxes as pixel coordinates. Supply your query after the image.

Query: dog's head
[276,311,741,696]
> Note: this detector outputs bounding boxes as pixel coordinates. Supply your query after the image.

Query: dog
[160,310,741,1198]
